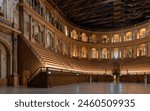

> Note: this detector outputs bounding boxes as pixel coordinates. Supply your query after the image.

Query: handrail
[0,16,13,27]
[28,67,42,82]
[127,73,138,82]
[96,73,107,81]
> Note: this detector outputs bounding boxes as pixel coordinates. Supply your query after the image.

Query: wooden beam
[65,0,115,14]
[61,0,86,9]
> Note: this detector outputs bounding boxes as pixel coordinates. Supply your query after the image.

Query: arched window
[125,32,132,41]
[112,34,120,43]
[34,24,41,43]
[62,42,68,55]
[91,48,98,59]
[81,33,88,42]
[137,44,146,56]
[46,32,53,48]
[102,35,109,43]
[139,28,147,38]
[57,38,62,53]
[32,0,40,13]
[81,47,87,58]
[47,11,52,23]
[71,30,78,40]
[113,48,120,59]
[64,25,69,36]
[72,45,78,57]
[125,48,133,58]
[102,48,108,59]
[91,34,97,43]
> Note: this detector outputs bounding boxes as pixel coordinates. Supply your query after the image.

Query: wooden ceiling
[48,0,150,30]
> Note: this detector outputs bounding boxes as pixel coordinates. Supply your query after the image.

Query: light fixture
[48,71,51,74]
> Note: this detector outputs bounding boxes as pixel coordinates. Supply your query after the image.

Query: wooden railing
[126,73,138,82]
[0,16,19,29]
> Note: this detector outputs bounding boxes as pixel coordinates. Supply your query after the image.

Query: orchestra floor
[0,82,150,94]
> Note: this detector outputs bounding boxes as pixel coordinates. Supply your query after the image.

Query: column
[98,47,101,60]
[70,44,73,57]
[148,21,150,35]
[109,48,112,60]
[43,26,46,46]
[133,45,137,58]
[78,45,81,59]
[88,47,91,60]
[121,32,124,42]
[12,35,19,86]
[121,48,124,59]
[147,42,150,56]
[29,15,33,42]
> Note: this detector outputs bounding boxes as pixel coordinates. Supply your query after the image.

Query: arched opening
[57,38,62,53]
[102,35,109,43]
[124,48,133,58]
[72,45,78,57]
[81,47,87,58]
[91,34,97,43]
[71,30,78,40]
[81,33,88,42]
[34,23,41,43]
[62,42,68,55]
[32,0,40,13]
[102,48,108,59]
[0,41,11,86]
[91,48,98,59]
[124,32,132,41]
[139,28,147,38]
[64,25,69,36]
[112,48,120,59]
[112,34,120,43]
[137,44,146,56]
[46,32,53,48]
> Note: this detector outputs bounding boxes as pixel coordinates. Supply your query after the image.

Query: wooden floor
[0,82,150,94]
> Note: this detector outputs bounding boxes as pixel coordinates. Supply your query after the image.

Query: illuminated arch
[81,33,88,42]
[137,44,146,56]
[91,48,98,59]
[34,23,41,43]
[91,34,97,43]
[102,35,109,43]
[102,48,108,59]
[112,34,120,43]
[81,47,87,58]
[71,30,78,40]
[124,32,132,41]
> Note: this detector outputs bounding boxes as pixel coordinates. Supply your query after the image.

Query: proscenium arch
[0,39,12,86]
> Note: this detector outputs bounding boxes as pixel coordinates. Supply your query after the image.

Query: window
[112,34,120,43]
[81,33,88,42]
[91,48,98,59]
[102,48,108,59]
[113,48,119,59]
[71,30,78,40]
[102,35,108,43]
[81,47,87,58]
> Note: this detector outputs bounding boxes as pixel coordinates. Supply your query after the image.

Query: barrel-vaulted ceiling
[48,0,150,30]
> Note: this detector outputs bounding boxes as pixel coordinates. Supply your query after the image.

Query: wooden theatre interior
[0,0,150,87]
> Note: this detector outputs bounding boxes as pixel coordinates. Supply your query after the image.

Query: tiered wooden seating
[30,42,150,75]
[30,42,112,74]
